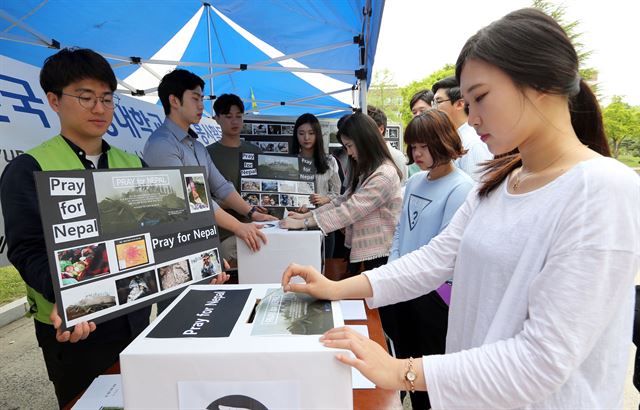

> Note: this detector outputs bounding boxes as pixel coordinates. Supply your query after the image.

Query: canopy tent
[1,0,384,117]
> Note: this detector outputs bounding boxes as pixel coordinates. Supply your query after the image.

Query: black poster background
[147,288,251,338]
[239,153,316,218]
[34,166,221,330]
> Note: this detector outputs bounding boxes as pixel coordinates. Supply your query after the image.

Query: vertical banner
[34,166,222,329]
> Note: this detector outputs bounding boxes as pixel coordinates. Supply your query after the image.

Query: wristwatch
[247,205,257,219]
[303,218,309,230]
[404,357,416,393]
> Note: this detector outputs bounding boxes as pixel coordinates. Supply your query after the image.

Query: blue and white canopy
[1,0,384,117]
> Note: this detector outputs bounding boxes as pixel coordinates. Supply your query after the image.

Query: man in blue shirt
[143,70,276,253]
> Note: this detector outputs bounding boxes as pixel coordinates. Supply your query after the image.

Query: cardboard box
[120,284,351,409]
[237,225,324,284]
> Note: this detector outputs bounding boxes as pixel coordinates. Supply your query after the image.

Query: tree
[399,64,455,125]
[602,96,640,158]
[532,0,599,93]
[367,69,403,123]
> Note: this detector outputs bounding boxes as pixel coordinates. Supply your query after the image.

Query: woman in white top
[291,113,341,257]
[281,8,639,409]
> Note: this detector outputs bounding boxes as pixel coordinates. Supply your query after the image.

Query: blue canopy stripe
[1,0,384,118]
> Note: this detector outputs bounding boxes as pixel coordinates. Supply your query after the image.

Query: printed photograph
[240,178,261,192]
[261,180,278,192]
[294,194,312,208]
[157,259,192,291]
[257,154,299,179]
[258,141,277,153]
[115,270,158,305]
[275,142,289,153]
[62,280,117,322]
[252,123,267,135]
[280,194,294,207]
[242,192,260,206]
[188,248,221,281]
[93,169,187,234]
[114,234,150,271]
[57,242,110,287]
[387,127,399,139]
[267,124,282,135]
[261,193,280,207]
[297,181,315,194]
[185,174,210,213]
[251,288,334,336]
[277,180,297,193]
[281,125,294,135]
[241,123,253,135]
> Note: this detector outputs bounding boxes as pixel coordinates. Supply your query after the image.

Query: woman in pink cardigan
[281,112,402,274]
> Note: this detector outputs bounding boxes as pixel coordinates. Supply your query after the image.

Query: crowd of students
[1,6,638,410]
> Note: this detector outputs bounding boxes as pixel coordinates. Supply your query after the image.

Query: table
[65,259,402,409]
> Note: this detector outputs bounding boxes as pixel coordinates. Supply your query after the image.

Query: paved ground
[1,314,639,409]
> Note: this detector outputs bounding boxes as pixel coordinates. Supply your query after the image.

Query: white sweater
[365,157,640,409]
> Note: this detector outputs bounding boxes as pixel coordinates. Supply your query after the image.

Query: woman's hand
[281,262,337,300]
[209,258,231,284]
[279,217,305,230]
[310,193,330,206]
[50,303,96,343]
[320,326,407,390]
[287,211,308,220]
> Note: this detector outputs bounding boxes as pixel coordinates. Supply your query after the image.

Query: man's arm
[0,155,55,301]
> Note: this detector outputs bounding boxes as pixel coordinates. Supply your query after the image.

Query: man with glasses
[432,76,492,180]
[0,48,151,407]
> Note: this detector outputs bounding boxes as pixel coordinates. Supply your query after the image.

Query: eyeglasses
[431,98,451,108]
[62,92,120,110]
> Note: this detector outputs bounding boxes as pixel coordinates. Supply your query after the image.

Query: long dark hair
[455,8,610,197]
[291,113,329,174]
[339,112,400,193]
[404,109,467,168]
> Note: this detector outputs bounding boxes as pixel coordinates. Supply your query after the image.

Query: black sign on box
[34,166,223,330]
[239,152,316,219]
[147,288,251,338]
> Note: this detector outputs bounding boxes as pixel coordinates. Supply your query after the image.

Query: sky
[372,0,639,106]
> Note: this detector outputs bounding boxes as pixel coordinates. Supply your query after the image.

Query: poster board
[34,166,222,329]
[385,123,403,150]
[239,152,316,218]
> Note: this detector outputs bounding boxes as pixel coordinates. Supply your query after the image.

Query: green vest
[24,135,142,324]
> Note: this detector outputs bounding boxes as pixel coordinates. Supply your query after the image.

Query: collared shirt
[455,122,493,182]
[143,118,234,210]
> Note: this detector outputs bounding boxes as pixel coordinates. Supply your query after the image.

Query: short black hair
[158,69,205,115]
[431,76,462,103]
[366,105,387,134]
[409,90,434,110]
[214,93,245,115]
[40,48,117,95]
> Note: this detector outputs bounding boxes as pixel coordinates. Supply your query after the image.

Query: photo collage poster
[239,153,316,219]
[35,166,223,329]
[385,124,402,150]
[240,119,294,155]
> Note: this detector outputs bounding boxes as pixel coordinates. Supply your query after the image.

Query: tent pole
[359,78,368,111]
[205,3,215,114]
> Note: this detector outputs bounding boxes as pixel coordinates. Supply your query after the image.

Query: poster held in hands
[35,166,223,330]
